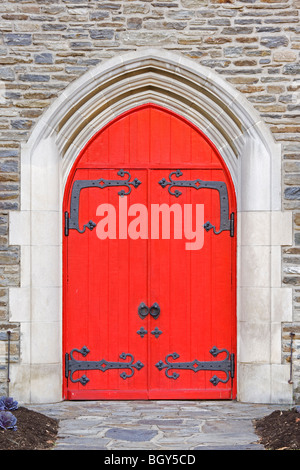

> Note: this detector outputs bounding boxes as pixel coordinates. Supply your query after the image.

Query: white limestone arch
[8,49,293,404]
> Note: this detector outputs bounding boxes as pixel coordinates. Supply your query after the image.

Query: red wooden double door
[63,104,236,400]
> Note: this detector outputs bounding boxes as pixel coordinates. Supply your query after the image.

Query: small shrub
[0,411,17,431]
[0,396,18,412]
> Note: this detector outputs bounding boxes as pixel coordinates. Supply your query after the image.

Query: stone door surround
[8,49,293,404]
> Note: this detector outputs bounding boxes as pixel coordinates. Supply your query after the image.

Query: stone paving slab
[27,400,290,451]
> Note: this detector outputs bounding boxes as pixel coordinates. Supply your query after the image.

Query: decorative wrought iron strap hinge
[65,346,144,385]
[158,170,234,236]
[65,169,141,235]
[155,346,235,386]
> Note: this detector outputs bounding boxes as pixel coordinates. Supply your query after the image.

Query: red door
[63,104,236,400]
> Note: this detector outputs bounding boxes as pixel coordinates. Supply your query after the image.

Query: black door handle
[138,302,149,320]
[138,302,160,319]
[149,303,160,319]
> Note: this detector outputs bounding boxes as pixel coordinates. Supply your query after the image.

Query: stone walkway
[27,400,289,451]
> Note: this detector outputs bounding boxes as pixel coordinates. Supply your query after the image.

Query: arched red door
[63,104,236,400]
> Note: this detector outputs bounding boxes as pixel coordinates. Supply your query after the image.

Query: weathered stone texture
[0,0,299,400]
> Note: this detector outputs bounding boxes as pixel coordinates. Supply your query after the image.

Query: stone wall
[0,0,299,401]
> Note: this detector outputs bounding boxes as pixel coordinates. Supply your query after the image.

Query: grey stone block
[4,34,32,46]
[285,187,300,200]
[0,160,18,172]
[260,36,289,48]
[34,53,54,64]
[19,74,50,82]
[0,67,15,81]
[283,64,300,75]
[90,29,114,40]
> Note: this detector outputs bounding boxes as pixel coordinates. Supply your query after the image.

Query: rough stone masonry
[0,0,299,401]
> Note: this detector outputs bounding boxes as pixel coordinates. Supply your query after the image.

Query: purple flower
[0,411,17,431]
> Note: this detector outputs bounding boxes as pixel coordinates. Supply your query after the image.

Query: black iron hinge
[230,212,234,237]
[155,346,235,386]
[159,170,235,237]
[64,211,69,237]
[65,346,144,385]
[65,170,141,236]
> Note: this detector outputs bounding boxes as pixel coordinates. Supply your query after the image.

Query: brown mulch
[0,407,59,450]
[254,407,300,450]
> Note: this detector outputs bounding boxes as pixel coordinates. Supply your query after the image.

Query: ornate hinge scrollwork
[65,169,141,235]
[158,170,234,236]
[65,346,144,385]
[155,346,235,386]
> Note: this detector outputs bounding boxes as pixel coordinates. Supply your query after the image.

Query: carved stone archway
[8,49,293,404]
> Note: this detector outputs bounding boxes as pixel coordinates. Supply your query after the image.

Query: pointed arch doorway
[10,49,291,405]
[63,104,237,400]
